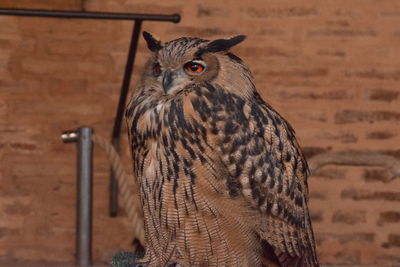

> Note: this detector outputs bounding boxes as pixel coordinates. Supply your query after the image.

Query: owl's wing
[189,83,319,266]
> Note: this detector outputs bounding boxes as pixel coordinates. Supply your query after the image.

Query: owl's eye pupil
[184,61,205,74]
[152,63,161,76]
[190,64,199,71]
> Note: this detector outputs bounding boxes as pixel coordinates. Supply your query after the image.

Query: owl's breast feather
[128,99,166,137]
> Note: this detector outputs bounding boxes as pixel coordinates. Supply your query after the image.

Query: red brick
[313,168,346,180]
[240,46,295,58]
[377,254,400,264]
[326,20,350,27]
[366,131,395,140]
[302,146,329,159]
[379,149,400,159]
[254,28,286,37]
[18,39,37,52]
[244,7,318,18]
[341,189,400,201]
[308,28,376,38]
[345,69,400,81]
[3,202,31,215]
[167,26,233,37]
[368,88,400,102]
[332,210,366,224]
[9,143,38,152]
[380,11,400,17]
[197,5,229,18]
[335,110,400,124]
[295,111,328,123]
[279,89,352,100]
[378,212,400,224]
[0,38,17,50]
[309,191,326,200]
[310,210,323,222]
[316,131,358,143]
[363,168,392,182]
[318,233,375,244]
[45,39,91,56]
[334,8,358,18]
[20,58,73,75]
[42,79,88,96]
[333,251,360,265]
[0,227,19,239]
[383,234,400,248]
[317,49,346,58]
[263,68,329,78]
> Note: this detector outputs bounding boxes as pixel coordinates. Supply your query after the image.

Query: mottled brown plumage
[126,32,319,266]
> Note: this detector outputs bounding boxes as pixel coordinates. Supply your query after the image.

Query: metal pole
[109,20,142,217]
[62,128,93,267]
[76,127,93,266]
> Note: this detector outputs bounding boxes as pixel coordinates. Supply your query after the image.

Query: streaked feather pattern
[126,33,319,267]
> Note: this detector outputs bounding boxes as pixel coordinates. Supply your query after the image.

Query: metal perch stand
[62,128,94,267]
[0,7,180,218]
[62,128,145,267]
[0,7,180,266]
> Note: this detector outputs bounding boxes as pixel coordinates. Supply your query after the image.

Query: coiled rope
[92,133,145,244]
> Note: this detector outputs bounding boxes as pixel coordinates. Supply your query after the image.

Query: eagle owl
[126,32,319,267]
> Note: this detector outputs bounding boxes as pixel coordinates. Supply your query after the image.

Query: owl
[125,32,319,267]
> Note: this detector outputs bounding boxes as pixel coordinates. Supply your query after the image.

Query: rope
[92,133,145,244]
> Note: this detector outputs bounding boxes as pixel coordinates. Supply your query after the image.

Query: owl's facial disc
[161,60,207,93]
[161,68,187,93]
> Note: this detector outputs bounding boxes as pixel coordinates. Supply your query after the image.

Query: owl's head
[140,32,253,97]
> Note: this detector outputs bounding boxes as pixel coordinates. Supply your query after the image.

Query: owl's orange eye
[152,62,162,76]
[184,61,206,74]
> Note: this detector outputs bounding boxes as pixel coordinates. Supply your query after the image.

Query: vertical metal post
[110,20,142,217]
[76,127,93,267]
[61,127,93,266]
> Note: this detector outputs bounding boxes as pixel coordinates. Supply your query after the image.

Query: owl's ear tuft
[143,31,162,52]
[195,35,245,57]
[206,35,246,53]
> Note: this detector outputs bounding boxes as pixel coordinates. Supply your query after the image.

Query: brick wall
[0,0,399,265]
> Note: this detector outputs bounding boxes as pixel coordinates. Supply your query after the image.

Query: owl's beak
[162,69,174,92]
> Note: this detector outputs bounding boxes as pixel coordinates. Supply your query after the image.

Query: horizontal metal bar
[61,130,79,143]
[0,8,180,23]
